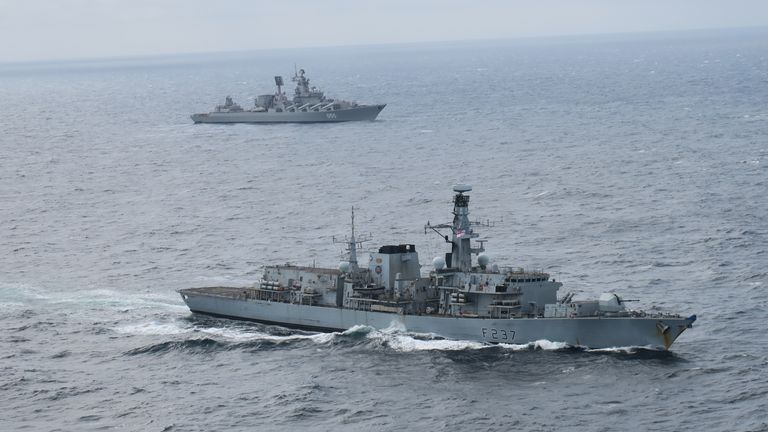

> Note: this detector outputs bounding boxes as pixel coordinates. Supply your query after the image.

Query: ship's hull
[191,104,386,124]
[179,288,695,350]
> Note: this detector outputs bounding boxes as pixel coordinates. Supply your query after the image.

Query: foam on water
[115,318,337,344]
[499,339,571,351]
[115,321,189,336]
[383,334,487,352]
[114,319,576,354]
[0,283,52,305]
[340,324,375,336]
[585,345,659,354]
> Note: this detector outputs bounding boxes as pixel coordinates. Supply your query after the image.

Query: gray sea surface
[1,28,767,431]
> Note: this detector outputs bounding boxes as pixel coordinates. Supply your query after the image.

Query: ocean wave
[124,338,229,355]
[498,339,571,351]
[0,283,51,305]
[380,334,488,352]
[118,318,339,356]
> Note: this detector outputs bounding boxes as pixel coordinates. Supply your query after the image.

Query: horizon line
[1,24,766,67]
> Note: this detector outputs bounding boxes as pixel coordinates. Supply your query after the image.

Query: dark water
[2,28,768,431]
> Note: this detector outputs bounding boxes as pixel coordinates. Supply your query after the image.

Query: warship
[191,68,386,123]
[179,186,696,350]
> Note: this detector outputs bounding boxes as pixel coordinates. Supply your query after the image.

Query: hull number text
[482,327,515,341]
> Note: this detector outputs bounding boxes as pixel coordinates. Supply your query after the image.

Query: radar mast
[424,185,486,272]
[334,206,371,273]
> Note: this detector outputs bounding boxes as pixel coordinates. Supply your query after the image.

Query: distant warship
[179,186,696,350]
[191,68,385,123]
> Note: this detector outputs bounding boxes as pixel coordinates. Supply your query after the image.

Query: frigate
[179,186,696,350]
[191,68,386,123]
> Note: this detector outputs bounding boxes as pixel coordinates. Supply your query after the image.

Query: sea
[1,28,767,431]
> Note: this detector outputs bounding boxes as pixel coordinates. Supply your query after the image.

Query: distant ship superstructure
[191,68,385,123]
[179,186,696,349]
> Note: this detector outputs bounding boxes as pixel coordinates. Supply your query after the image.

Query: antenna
[332,206,372,271]
[274,76,284,95]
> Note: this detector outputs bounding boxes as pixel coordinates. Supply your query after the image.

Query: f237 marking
[481,327,515,341]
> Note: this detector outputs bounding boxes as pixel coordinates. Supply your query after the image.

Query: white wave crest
[357,324,488,351]
[116,320,575,353]
[0,283,51,304]
[384,334,487,351]
[115,321,189,336]
[198,326,335,344]
[585,345,658,353]
[341,324,375,335]
[114,319,336,344]
[498,339,570,351]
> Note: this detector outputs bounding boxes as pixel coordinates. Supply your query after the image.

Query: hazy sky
[1,0,767,63]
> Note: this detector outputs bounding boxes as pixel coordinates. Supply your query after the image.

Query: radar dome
[477,253,490,267]
[432,256,446,270]
[338,261,350,273]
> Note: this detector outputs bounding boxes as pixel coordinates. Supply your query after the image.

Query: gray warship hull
[191,104,386,124]
[178,186,696,350]
[179,287,695,349]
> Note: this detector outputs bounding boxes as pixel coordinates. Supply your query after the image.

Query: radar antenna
[333,206,372,272]
[274,76,284,95]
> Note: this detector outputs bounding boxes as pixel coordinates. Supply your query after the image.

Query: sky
[1,0,767,63]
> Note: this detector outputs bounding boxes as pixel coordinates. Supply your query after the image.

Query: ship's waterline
[191,104,386,123]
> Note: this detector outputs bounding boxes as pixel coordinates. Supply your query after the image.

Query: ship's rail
[436,284,522,295]
[268,264,341,275]
[434,267,551,280]
[181,287,248,297]
[180,286,339,308]
[503,268,550,280]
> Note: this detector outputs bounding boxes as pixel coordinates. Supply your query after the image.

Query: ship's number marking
[326,113,337,119]
[482,327,515,341]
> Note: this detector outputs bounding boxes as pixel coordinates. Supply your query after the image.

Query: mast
[349,206,358,271]
[273,76,286,110]
[424,185,486,272]
[334,206,371,273]
[451,185,476,272]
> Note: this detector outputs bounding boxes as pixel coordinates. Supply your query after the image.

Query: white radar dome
[338,261,351,273]
[477,253,490,267]
[432,256,446,270]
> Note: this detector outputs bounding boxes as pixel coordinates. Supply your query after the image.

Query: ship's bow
[656,314,697,349]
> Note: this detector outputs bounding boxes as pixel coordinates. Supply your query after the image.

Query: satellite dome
[432,256,446,270]
[338,261,351,273]
[477,253,490,267]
